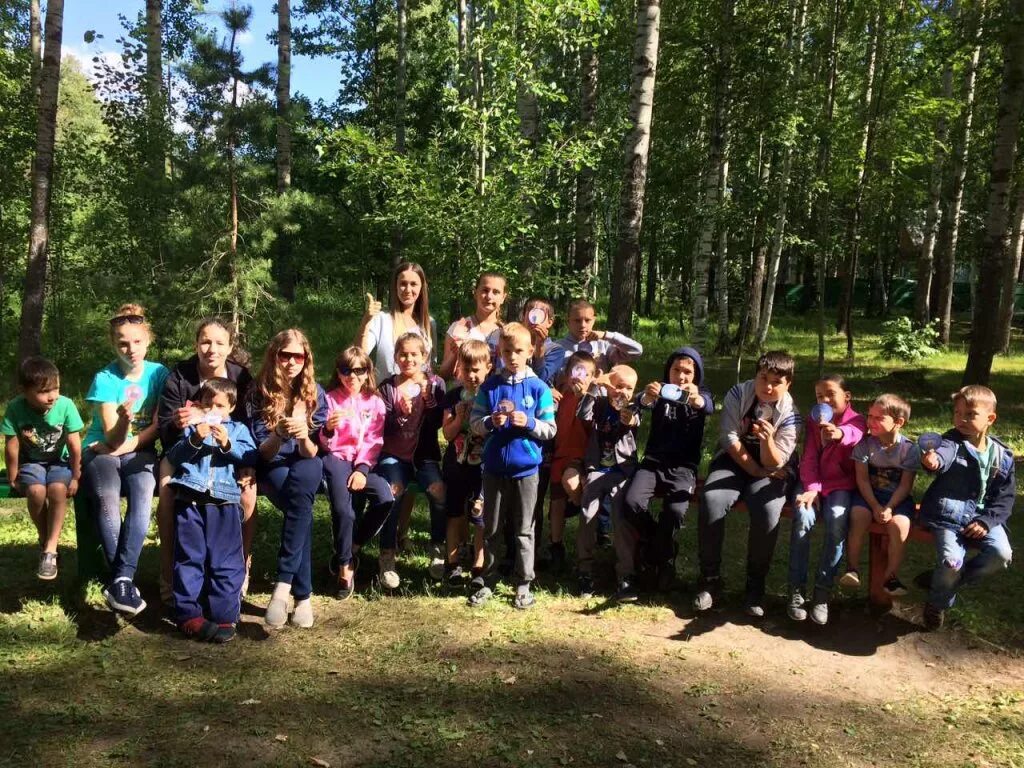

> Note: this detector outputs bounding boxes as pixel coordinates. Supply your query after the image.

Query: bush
[880,316,939,361]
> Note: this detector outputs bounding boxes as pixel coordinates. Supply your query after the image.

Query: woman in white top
[437,272,507,379]
[358,262,435,379]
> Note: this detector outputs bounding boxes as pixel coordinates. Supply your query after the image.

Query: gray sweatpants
[578,469,631,576]
[482,472,539,587]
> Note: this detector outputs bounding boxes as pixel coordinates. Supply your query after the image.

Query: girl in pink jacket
[320,347,394,599]
[787,374,866,625]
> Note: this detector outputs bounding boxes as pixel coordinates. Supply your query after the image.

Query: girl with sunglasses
[82,304,170,616]
[244,329,327,629]
[320,347,394,599]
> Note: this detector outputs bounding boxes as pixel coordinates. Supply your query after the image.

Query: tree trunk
[935,0,985,345]
[963,0,1024,385]
[573,45,599,291]
[227,24,242,328]
[714,156,732,353]
[30,0,41,97]
[609,0,661,335]
[745,137,772,346]
[390,0,407,266]
[472,3,486,196]
[17,0,63,363]
[644,214,658,316]
[146,0,163,175]
[276,0,292,194]
[915,0,956,325]
[692,0,733,350]
[756,0,808,349]
[997,184,1024,352]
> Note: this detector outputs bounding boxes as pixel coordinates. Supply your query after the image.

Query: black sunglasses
[338,366,369,376]
[109,314,145,327]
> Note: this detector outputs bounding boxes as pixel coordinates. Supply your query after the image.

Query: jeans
[259,455,323,601]
[173,497,244,625]
[787,488,852,597]
[84,449,158,581]
[698,454,790,602]
[376,456,445,549]
[322,454,394,565]
[928,524,1012,609]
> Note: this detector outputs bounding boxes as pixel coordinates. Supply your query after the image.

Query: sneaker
[290,598,314,628]
[445,564,465,586]
[103,578,147,616]
[379,552,401,590]
[212,624,236,643]
[428,545,446,581]
[615,579,639,603]
[180,616,219,641]
[809,601,829,625]
[265,596,290,628]
[923,603,945,631]
[692,578,721,613]
[37,552,58,581]
[467,578,492,607]
[577,574,595,599]
[513,590,536,610]
[787,589,807,622]
[839,569,861,589]
[883,576,908,597]
[548,541,566,572]
[744,603,765,619]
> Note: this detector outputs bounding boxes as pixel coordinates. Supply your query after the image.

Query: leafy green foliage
[880,316,940,361]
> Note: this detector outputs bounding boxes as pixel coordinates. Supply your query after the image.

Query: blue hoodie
[637,346,714,471]
[470,367,556,478]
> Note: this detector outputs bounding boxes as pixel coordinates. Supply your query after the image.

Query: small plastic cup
[495,399,515,415]
[755,403,774,422]
[202,411,223,426]
[124,384,143,402]
[570,365,588,382]
[527,307,547,325]
[810,403,834,424]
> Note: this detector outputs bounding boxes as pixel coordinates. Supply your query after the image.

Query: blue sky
[64,1,341,105]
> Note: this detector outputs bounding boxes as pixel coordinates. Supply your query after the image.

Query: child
[576,365,640,598]
[320,346,395,599]
[841,394,919,598]
[695,350,800,617]
[619,347,713,601]
[919,385,1014,630]
[439,272,507,378]
[166,378,256,642]
[441,340,491,584]
[787,374,865,625]
[469,322,557,609]
[377,332,447,588]
[2,356,84,580]
[546,351,598,571]
[522,297,564,387]
[555,298,643,374]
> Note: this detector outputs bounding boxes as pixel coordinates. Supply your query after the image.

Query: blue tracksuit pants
[173,496,245,625]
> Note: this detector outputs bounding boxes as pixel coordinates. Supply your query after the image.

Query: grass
[2,308,1024,766]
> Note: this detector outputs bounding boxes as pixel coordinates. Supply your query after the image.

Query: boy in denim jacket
[167,378,256,642]
[919,385,1014,630]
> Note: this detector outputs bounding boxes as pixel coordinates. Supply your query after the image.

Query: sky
[63,1,342,105]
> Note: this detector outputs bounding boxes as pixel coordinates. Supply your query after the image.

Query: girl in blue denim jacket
[167,378,256,643]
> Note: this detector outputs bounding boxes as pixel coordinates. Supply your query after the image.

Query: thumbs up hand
[365,293,382,318]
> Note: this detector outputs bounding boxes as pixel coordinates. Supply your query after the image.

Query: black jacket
[157,356,254,451]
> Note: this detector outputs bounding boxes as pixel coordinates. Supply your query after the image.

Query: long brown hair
[257,329,318,427]
[195,316,250,367]
[333,346,377,395]
[390,261,432,348]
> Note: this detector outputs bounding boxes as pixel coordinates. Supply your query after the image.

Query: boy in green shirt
[2,357,84,580]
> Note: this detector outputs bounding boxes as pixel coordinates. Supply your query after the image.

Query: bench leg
[74,493,108,585]
[868,530,892,610]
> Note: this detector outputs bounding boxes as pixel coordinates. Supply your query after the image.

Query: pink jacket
[318,388,386,473]
[799,405,866,496]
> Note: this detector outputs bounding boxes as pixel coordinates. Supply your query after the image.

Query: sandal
[513,592,536,610]
[467,584,492,607]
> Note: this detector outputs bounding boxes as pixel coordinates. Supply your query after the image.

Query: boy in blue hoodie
[919,385,1014,630]
[469,323,557,609]
[618,347,714,601]
[166,378,256,642]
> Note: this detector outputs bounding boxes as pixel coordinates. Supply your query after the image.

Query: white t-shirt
[365,312,434,379]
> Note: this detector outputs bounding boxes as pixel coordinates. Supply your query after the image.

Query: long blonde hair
[257,329,318,427]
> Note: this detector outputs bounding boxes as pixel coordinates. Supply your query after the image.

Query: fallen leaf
[202,726,210,733]
[655,739,664,746]
[240,699,261,706]
[309,758,330,767]
[686,759,698,766]
[275,734,288,743]
[502,674,517,685]
[174,654,192,662]
[616,750,628,762]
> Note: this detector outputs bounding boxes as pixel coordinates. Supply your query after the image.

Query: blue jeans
[928,524,1012,609]
[376,456,445,549]
[322,454,394,565]
[259,455,323,601]
[788,488,852,597]
[84,449,158,581]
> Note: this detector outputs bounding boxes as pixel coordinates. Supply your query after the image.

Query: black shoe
[577,574,595,599]
[883,576,908,597]
[596,532,612,550]
[615,579,639,603]
[445,564,465,586]
[655,560,675,592]
[913,569,933,591]
[692,576,722,613]
[923,603,945,631]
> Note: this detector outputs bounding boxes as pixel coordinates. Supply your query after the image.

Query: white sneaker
[428,545,445,580]
[290,598,314,628]
[379,552,401,590]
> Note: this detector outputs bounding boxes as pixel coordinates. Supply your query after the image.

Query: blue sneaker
[103,578,147,616]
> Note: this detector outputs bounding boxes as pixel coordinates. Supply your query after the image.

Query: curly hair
[257,329,318,427]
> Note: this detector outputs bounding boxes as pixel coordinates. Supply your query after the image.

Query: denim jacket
[166,421,257,504]
[920,429,1015,533]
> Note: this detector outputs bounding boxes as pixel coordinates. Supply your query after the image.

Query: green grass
[2,308,1024,767]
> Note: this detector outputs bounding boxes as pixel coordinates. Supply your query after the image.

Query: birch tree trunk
[30,0,41,97]
[963,0,1024,384]
[915,0,956,325]
[276,0,291,194]
[755,0,808,349]
[573,45,599,291]
[935,0,984,345]
[997,184,1024,352]
[744,136,771,346]
[391,0,407,266]
[17,0,63,363]
[608,0,661,335]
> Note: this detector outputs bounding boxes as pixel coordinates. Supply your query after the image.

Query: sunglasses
[110,314,145,327]
[277,350,307,364]
[338,366,369,377]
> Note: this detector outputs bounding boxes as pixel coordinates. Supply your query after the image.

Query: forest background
[2,0,1024,390]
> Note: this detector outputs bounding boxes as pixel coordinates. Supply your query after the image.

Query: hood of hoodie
[663,346,705,385]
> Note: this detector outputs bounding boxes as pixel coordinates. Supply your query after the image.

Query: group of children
[2,273,1015,641]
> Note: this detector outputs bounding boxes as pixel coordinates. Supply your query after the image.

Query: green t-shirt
[973,439,997,509]
[1,395,85,463]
